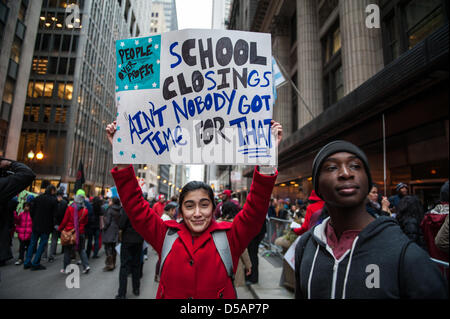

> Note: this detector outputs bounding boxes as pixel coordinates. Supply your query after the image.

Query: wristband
[259,165,277,175]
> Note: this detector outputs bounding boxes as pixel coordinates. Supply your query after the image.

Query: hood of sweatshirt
[308,190,323,202]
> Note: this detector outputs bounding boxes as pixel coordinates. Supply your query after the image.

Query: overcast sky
[176,0,212,30]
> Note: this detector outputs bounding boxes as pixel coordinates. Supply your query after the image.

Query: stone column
[297,0,323,127]
[339,0,384,94]
[271,15,292,136]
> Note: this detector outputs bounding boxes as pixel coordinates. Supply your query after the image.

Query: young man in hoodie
[294,140,448,299]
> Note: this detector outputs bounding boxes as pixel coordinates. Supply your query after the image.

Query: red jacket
[293,190,325,236]
[58,204,89,234]
[152,201,166,217]
[15,211,33,241]
[112,165,277,299]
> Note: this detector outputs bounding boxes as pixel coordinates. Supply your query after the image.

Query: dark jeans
[118,242,143,296]
[63,234,89,271]
[18,239,30,261]
[85,228,100,258]
[246,231,265,284]
[24,231,49,267]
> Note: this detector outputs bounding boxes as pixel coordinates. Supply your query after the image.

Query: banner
[114,29,276,165]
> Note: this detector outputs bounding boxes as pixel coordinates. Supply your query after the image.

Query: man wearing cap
[152,194,166,218]
[214,190,240,220]
[294,140,448,299]
[389,183,409,215]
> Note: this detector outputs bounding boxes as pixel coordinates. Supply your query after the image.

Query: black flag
[74,160,85,192]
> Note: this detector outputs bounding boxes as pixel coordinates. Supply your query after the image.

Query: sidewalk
[246,246,295,299]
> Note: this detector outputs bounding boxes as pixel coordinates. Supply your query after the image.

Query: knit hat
[440,181,449,202]
[76,189,86,197]
[312,140,372,199]
[395,182,408,192]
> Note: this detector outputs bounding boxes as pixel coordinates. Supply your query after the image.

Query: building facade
[229,0,448,209]
[1,0,42,159]
[15,0,151,196]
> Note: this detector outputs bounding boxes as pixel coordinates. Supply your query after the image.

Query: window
[322,21,342,109]
[44,82,54,97]
[58,57,68,74]
[23,105,40,122]
[43,105,52,123]
[381,0,447,64]
[54,106,67,123]
[32,57,49,74]
[58,82,73,100]
[52,34,61,51]
[68,58,76,75]
[322,22,341,64]
[61,34,71,51]
[2,79,15,104]
[28,81,53,98]
[41,33,51,51]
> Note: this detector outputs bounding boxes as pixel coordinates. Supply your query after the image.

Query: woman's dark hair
[178,181,216,216]
[112,197,121,206]
[222,201,240,220]
[396,195,424,222]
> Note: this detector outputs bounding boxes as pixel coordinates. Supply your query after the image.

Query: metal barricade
[261,217,292,257]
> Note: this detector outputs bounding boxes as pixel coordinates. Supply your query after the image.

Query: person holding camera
[0,158,35,266]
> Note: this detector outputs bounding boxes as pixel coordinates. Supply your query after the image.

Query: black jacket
[30,192,58,234]
[397,216,427,251]
[54,198,68,226]
[118,208,143,244]
[295,216,448,299]
[0,161,35,262]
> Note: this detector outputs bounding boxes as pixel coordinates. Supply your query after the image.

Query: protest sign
[114,29,276,165]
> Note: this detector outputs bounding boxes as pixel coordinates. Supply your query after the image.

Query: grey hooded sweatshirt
[295,216,448,299]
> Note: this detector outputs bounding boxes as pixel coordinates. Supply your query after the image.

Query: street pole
[228,165,232,190]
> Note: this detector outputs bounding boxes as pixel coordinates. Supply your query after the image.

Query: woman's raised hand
[106,121,117,146]
[271,120,283,149]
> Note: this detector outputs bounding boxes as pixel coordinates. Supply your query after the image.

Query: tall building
[211,0,232,29]
[1,0,42,159]
[229,0,449,208]
[15,0,151,195]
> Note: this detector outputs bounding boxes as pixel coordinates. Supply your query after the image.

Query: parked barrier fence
[261,217,293,257]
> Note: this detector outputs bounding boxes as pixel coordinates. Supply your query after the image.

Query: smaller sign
[284,235,301,270]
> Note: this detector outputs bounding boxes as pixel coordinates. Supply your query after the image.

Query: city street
[0,237,254,299]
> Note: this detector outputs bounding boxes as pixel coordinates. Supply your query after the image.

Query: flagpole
[382,113,387,197]
[273,56,315,119]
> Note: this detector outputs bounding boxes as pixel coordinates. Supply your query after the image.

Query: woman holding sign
[106,120,282,299]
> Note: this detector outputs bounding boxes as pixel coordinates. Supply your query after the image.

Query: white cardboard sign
[114,29,276,165]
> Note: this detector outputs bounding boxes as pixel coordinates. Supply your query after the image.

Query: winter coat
[152,201,166,217]
[112,165,276,299]
[420,204,449,262]
[293,190,325,236]
[14,210,33,241]
[435,214,449,253]
[57,204,89,234]
[295,216,448,299]
[0,161,35,262]
[118,207,143,244]
[102,204,121,243]
[86,201,103,230]
[29,192,58,234]
[54,198,68,226]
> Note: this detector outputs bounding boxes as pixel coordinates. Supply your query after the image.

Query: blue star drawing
[131,154,136,159]
[117,138,122,143]
[119,151,124,156]
[117,126,120,131]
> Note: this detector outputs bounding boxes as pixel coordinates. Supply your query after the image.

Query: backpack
[158,228,234,282]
